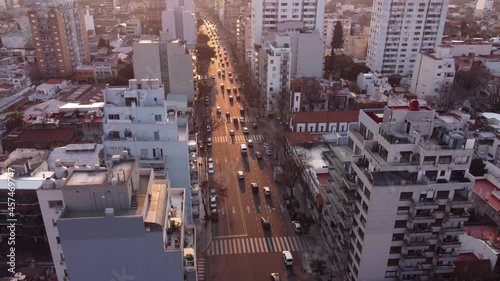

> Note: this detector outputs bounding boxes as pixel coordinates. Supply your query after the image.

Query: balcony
[411,198,439,210]
[438,238,461,249]
[435,250,458,261]
[342,173,358,190]
[444,211,470,223]
[398,264,424,275]
[403,240,430,251]
[417,263,433,270]
[431,210,444,219]
[447,198,474,208]
[140,156,165,163]
[339,186,357,203]
[441,225,465,235]
[338,216,353,229]
[401,252,427,263]
[406,227,432,237]
[432,264,455,274]
[425,234,439,245]
[409,213,436,224]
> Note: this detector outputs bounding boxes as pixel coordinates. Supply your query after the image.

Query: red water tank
[409,99,420,111]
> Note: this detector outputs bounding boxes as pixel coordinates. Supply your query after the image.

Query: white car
[208,158,213,165]
[240,117,245,123]
[243,127,249,134]
[282,251,293,266]
[247,139,253,147]
[216,106,221,114]
[265,148,273,156]
[237,171,244,179]
[263,186,271,196]
[292,221,302,233]
[207,137,212,147]
[230,130,235,136]
[208,164,214,174]
[207,126,211,132]
[211,74,215,79]
[210,197,217,209]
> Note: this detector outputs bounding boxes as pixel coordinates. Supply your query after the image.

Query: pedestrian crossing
[212,134,265,143]
[207,236,303,256]
[197,258,206,281]
[238,116,257,123]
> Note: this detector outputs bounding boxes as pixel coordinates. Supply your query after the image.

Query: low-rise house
[29,79,69,101]
[289,111,358,133]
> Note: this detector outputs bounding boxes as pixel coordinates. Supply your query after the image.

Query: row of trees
[195,33,216,75]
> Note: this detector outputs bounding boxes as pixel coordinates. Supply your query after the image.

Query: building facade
[410,46,456,98]
[162,0,196,49]
[27,0,90,79]
[334,102,474,280]
[132,39,161,81]
[366,0,449,76]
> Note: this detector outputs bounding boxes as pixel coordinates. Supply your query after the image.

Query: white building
[475,0,494,16]
[104,0,116,12]
[251,0,325,72]
[102,79,194,222]
[125,17,142,36]
[83,5,95,37]
[366,0,449,76]
[36,159,191,281]
[133,39,162,81]
[410,46,456,98]
[332,102,475,280]
[322,13,351,48]
[162,0,196,49]
[446,39,493,56]
[357,72,389,93]
[30,78,68,101]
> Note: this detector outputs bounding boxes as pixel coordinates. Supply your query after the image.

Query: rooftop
[473,179,500,211]
[286,132,324,147]
[295,144,330,170]
[291,111,359,124]
[45,78,65,85]
[64,160,134,186]
[3,127,76,143]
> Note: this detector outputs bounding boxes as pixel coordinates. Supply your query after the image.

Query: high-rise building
[37,158,190,281]
[83,5,95,37]
[335,102,475,280]
[104,0,116,12]
[366,0,449,76]
[162,0,196,49]
[102,79,194,222]
[27,0,90,78]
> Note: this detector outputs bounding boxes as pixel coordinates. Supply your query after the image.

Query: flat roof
[473,179,500,211]
[64,160,134,186]
[295,145,330,170]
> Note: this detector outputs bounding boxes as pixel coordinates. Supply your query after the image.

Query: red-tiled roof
[473,179,500,211]
[45,78,65,85]
[316,173,330,186]
[0,83,13,89]
[291,111,359,124]
[286,132,323,147]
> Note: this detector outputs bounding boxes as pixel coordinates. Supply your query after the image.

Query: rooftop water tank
[55,178,66,188]
[42,178,56,189]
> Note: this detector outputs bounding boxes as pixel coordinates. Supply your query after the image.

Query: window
[154,131,160,141]
[387,259,399,266]
[108,114,119,120]
[48,200,63,209]
[155,114,162,122]
[295,96,299,102]
[399,192,413,201]
[397,206,410,215]
[385,271,397,278]
[389,246,401,254]
[440,170,445,176]
[56,237,61,244]
[392,233,404,241]
[394,220,407,228]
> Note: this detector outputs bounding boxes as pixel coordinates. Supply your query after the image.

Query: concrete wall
[57,216,183,281]
[167,41,195,101]
[133,41,161,80]
[296,32,323,78]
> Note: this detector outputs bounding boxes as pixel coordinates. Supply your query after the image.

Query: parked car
[251,182,259,192]
[207,137,212,147]
[240,117,245,123]
[243,127,249,134]
[292,221,302,233]
[282,251,293,266]
[247,139,253,147]
[263,186,271,196]
[261,217,270,229]
[255,151,263,159]
[270,273,280,281]
[237,171,244,179]
[210,197,217,209]
[208,164,214,174]
[229,95,233,101]
[230,130,235,136]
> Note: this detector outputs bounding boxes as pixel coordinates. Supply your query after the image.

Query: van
[240,144,247,154]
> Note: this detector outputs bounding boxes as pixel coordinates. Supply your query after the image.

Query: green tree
[296,212,315,234]
[331,21,344,49]
[98,37,110,49]
[341,63,371,81]
[469,158,487,177]
[5,111,24,133]
[197,81,211,97]
[118,63,134,80]
[197,34,210,45]
[196,44,216,63]
[310,259,327,276]
[200,179,228,221]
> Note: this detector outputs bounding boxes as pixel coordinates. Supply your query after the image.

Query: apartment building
[410,46,456,99]
[236,7,253,64]
[162,0,196,49]
[36,158,191,281]
[133,39,161,81]
[83,5,95,37]
[334,101,475,281]
[104,0,116,12]
[27,0,90,79]
[125,17,142,36]
[251,0,325,72]
[102,79,194,222]
[366,0,449,76]
[322,13,351,49]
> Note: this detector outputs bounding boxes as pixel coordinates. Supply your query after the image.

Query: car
[210,189,216,197]
[207,126,211,132]
[265,147,272,156]
[253,123,257,129]
[263,186,271,196]
[226,112,230,117]
[237,171,244,179]
[243,127,249,134]
[222,68,225,73]
[208,164,214,174]
[229,76,233,82]
[211,74,215,79]
[251,182,259,192]
[233,87,237,93]
[210,197,217,209]
[205,96,209,101]
[208,158,213,165]
[226,61,230,67]
[255,151,263,159]
[228,72,232,78]
[228,95,233,101]
[203,75,208,81]
[220,84,224,90]
[270,273,280,281]
[227,88,231,94]
[240,107,245,115]
[216,106,221,114]
[292,221,302,233]
[233,117,238,123]
[282,251,293,266]
[217,69,221,76]
[207,137,212,147]
[230,130,235,136]
[236,94,241,100]
[240,117,245,123]
[261,217,270,228]
[211,58,215,64]
[247,139,253,147]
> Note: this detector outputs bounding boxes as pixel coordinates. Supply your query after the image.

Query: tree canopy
[98,37,110,49]
[331,21,344,49]
[469,158,487,177]
[5,111,24,133]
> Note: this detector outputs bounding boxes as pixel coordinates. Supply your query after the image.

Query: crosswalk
[212,134,265,143]
[207,236,303,256]
[197,258,206,281]
[238,116,257,123]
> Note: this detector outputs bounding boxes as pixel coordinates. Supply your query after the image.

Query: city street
[199,21,311,281]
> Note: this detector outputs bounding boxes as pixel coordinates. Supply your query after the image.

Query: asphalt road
[200,20,310,281]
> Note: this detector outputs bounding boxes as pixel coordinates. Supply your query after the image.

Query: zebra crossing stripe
[208,236,302,256]
[249,238,255,252]
[282,236,291,251]
[266,237,273,252]
[233,240,238,254]
[276,237,284,252]
[257,238,264,252]
[237,239,242,254]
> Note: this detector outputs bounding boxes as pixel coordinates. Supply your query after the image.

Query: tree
[281,148,312,198]
[197,81,211,97]
[118,63,134,80]
[331,21,344,49]
[310,258,327,276]
[460,21,468,37]
[5,111,24,133]
[196,45,216,65]
[200,179,228,221]
[197,34,210,45]
[341,63,370,81]
[301,77,323,111]
[469,158,487,177]
[98,37,110,49]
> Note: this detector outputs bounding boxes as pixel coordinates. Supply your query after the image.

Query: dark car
[261,217,270,228]
[255,151,263,159]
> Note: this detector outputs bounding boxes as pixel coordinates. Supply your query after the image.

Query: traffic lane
[208,251,303,281]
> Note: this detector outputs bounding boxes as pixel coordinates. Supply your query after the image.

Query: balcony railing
[444,211,470,221]
[409,213,436,223]
[441,225,465,235]
[411,198,439,209]
[406,227,432,237]
[438,238,461,248]
[447,198,474,208]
